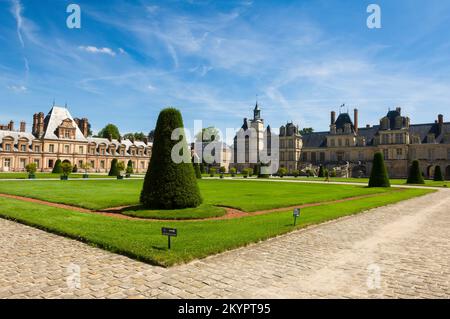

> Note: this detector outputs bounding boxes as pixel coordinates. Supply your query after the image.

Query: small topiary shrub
[434,165,444,181]
[126,160,134,176]
[247,168,254,177]
[292,170,299,178]
[330,169,337,178]
[278,167,287,178]
[72,164,78,173]
[368,152,391,187]
[61,162,73,180]
[407,160,425,184]
[230,167,237,177]
[318,165,325,178]
[26,163,37,178]
[209,167,216,177]
[52,159,63,174]
[109,158,119,176]
[242,168,250,178]
[117,161,126,179]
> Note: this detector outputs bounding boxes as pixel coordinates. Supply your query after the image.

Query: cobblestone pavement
[1,189,449,299]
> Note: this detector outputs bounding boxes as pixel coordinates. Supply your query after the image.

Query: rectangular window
[4,158,11,168]
[34,145,40,153]
[21,144,27,152]
[289,152,294,161]
[395,134,403,144]
[100,161,105,169]
[49,144,55,153]
[64,131,70,138]
[90,160,95,168]
[5,144,11,151]
[320,152,325,162]
[48,159,54,168]
[397,148,403,156]
[383,149,389,160]
[65,145,70,154]
[338,139,342,147]
[34,159,40,168]
[19,158,26,168]
[302,152,308,161]
[79,146,84,154]
[141,161,145,169]
[331,139,335,147]
[311,152,317,163]
[345,139,350,147]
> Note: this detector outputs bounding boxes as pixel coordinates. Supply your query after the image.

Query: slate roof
[43,106,87,141]
[409,122,450,143]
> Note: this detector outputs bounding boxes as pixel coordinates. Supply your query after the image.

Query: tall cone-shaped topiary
[407,160,425,184]
[52,159,63,174]
[140,108,202,209]
[318,165,324,178]
[109,158,119,176]
[368,152,391,187]
[434,165,444,181]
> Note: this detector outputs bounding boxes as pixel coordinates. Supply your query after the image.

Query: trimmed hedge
[368,152,391,187]
[140,108,202,209]
[52,159,63,174]
[109,159,119,176]
[434,165,444,182]
[407,160,425,184]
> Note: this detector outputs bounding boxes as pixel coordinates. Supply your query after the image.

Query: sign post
[162,227,177,250]
[293,208,301,226]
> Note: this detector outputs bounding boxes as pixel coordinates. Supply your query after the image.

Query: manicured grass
[121,204,226,220]
[0,172,120,179]
[0,188,433,267]
[271,176,449,187]
[0,179,391,211]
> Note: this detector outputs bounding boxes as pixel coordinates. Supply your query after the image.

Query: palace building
[0,106,152,173]
[233,104,450,179]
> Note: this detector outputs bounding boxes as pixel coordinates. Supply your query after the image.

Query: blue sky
[1,0,450,143]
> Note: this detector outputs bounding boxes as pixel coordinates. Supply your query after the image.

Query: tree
[61,162,73,177]
[407,160,425,184]
[109,158,119,176]
[123,132,146,141]
[52,159,63,174]
[117,161,126,175]
[195,127,221,142]
[25,163,37,177]
[278,167,287,178]
[148,130,155,142]
[318,165,325,177]
[299,127,314,135]
[368,152,391,187]
[140,108,202,209]
[126,160,134,175]
[434,165,444,181]
[97,124,120,140]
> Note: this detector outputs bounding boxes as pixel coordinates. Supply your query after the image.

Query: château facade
[233,104,450,179]
[0,106,152,173]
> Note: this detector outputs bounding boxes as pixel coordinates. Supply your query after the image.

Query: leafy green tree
[123,132,147,141]
[368,152,391,187]
[278,167,287,178]
[117,161,126,175]
[195,127,221,142]
[140,108,202,209]
[52,159,63,174]
[299,127,314,135]
[407,160,425,184]
[434,165,444,181]
[109,159,119,176]
[126,160,134,175]
[97,124,120,140]
[25,163,37,177]
[61,162,73,177]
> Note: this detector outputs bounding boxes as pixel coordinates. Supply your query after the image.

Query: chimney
[82,118,89,137]
[37,112,45,137]
[396,107,401,114]
[331,111,336,125]
[8,120,14,131]
[143,137,148,144]
[20,121,26,132]
[438,114,444,135]
[354,108,359,134]
[32,114,38,136]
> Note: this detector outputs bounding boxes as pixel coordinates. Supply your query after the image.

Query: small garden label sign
[162,227,177,250]
[293,208,301,226]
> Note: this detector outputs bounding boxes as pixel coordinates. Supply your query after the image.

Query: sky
[1,0,450,144]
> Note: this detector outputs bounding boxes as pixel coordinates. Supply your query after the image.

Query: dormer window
[21,144,27,152]
[5,144,11,152]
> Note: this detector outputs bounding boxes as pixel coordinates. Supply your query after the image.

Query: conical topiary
[52,159,63,174]
[434,165,444,182]
[126,160,134,174]
[109,158,119,176]
[318,165,324,178]
[407,160,425,184]
[140,108,202,209]
[368,152,391,187]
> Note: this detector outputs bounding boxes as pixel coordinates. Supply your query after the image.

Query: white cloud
[78,46,117,56]
[7,85,27,93]
[146,5,159,14]
[11,0,24,47]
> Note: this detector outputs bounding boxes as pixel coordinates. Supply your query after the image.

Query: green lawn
[122,204,226,220]
[0,179,392,211]
[268,176,449,187]
[0,187,433,267]
[0,172,121,179]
